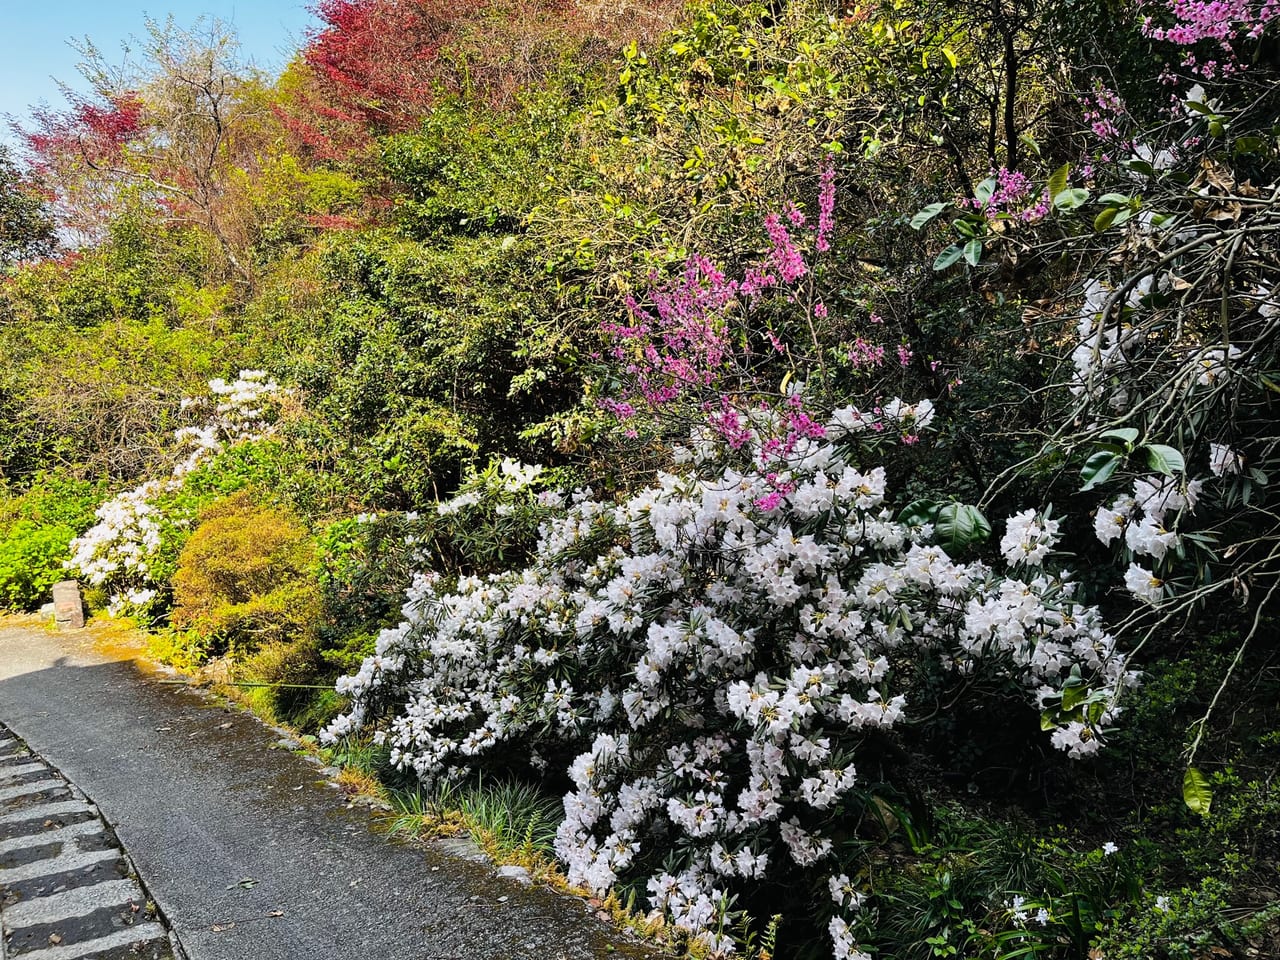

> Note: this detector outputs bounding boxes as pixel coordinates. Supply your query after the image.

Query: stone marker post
[52,580,86,630]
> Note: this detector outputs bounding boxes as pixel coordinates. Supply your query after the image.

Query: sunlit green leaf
[1047,163,1069,200]
[1183,767,1213,816]
[1054,187,1091,210]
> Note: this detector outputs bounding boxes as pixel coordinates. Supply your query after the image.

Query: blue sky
[1,2,317,139]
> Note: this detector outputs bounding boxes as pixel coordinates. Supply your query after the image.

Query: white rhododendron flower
[1195,345,1243,386]
[1094,496,1134,546]
[1208,443,1243,477]
[1125,563,1164,604]
[1000,509,1060,566]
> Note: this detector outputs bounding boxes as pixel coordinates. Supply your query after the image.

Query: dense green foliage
[1,0,1277,956]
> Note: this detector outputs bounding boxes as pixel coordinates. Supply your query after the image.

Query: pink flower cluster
[600,160,848,460]
[963,167,1050,224]
[816,160,836,252]
[1081,84,1128,142]
[1141,0,1276,73]
[602,255,736,412]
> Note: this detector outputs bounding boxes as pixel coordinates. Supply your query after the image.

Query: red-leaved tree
[280,0,686,157]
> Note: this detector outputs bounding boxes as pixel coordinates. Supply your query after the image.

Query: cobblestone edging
[0,726,178,960]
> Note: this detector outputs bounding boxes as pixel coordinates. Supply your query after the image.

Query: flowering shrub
[172,370,287,476]
[68,371,287,617]
[597,160,931,462]
[326,416,1134,956]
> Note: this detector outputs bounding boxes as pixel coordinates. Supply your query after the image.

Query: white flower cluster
[1095,473,1205,604]
[325,421,1131,957]
[67,478,175,612]
[1208,442,1243,477]
[1068,271,1253,413]
[1001,509,1060,566]
[828,398,935,436]
[68,371,285,614]
[173,370,286,476]
[437,458,546,516]
[1069,279,1143,407]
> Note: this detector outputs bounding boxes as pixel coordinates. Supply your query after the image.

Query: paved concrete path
[0,620,654,960]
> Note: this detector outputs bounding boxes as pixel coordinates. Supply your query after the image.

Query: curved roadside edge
[0,722,186,960]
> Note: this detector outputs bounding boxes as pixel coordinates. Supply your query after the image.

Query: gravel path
[0,620,654,960]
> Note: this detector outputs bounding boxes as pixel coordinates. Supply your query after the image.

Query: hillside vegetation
[1,1,1277,957]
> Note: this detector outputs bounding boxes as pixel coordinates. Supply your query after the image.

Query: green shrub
[0,470,106,531]
[171,492,319,656]
[0,470,107,611]
[236,636,343,731]
[0,520,75,610]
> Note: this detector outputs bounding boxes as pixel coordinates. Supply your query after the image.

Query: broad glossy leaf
[933,244,964,271]
[897,499,940,527]
[910,202,947,230]
[934,503,992,554]
[1054,187,1091,211]
[1047,163,1069,200]
[1144,443,1186,475]
[1183,766,1213,816]
[1062,684,1088,711]
[1098,427,1140,444]
[1080,451,1122,491]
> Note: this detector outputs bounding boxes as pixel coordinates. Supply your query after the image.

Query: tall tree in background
[279,0,685,158]
[0,145,56,269]
[21,17,286,285]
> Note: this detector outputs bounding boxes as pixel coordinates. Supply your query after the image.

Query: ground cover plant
[0,0,1277,957]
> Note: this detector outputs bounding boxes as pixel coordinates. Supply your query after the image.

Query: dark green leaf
[933,244,964,271]
[910,202,947,230]
[1081,451,1122,491]
[897,499,940,527]
[934,503,992,554]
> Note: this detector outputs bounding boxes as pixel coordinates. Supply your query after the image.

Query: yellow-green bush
[236,636,345,731]
[172,492,318,656]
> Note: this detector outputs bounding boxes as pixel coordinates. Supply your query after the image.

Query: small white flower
[1208,443,1243,477]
